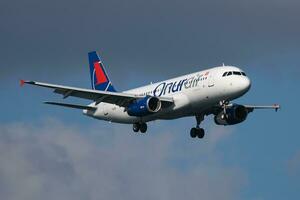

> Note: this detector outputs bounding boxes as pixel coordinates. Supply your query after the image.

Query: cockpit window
[233,71,241,75]
[223,71,246,77]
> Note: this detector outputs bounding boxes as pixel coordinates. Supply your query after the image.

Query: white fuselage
[84,66,251,124]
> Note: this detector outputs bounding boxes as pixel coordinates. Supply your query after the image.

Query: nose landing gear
[190,115,205,139]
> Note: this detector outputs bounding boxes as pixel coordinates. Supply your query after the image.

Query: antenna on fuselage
[222,63,225,67]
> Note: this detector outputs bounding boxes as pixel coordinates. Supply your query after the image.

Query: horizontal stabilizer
[44,102,97,111]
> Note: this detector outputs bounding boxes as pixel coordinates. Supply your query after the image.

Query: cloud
[0,119,246,200]
[1,0,300,86]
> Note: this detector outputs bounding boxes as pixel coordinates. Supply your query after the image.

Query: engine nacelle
[127,96,161,117]
[214,104,248,125]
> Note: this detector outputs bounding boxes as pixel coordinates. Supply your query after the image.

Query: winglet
[20,79,25,87]
[274,104,280,112]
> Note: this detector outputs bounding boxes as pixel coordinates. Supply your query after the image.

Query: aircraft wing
[21,80,174,107]
[210,103,280,115]
[244,104,280,112]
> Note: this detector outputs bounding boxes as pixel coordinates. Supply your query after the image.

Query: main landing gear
[190,115,205,139]
[190,127,205,139]
[133,122,147,133]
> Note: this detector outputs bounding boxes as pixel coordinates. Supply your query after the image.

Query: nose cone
[240,77,251,93]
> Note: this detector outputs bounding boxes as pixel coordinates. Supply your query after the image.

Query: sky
[0,0,299,199]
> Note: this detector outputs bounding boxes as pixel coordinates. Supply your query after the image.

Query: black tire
[190,128,197,138]
[133,123,140,132]
[140,123,147,133]
[197,128,205,139]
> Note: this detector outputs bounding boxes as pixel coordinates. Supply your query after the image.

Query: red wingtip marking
[20,79,25,87]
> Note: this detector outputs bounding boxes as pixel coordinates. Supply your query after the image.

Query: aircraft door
[98,103,110,118]
[208,72,215,87]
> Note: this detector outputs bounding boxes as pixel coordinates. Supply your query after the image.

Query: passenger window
[233,71,241,75]
[222,72,227,77]
[227,72,232,76]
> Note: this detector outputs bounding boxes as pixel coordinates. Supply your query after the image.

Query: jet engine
[127,96,161,117]
[214,104,248,125]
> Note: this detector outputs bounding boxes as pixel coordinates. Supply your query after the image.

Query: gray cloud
[1,0,300,88]
[0,119,246,200]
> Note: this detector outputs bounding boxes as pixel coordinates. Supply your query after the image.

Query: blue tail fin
[88,51,117,92]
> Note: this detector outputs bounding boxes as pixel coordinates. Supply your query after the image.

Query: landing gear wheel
[190,128,205,139]
[197,128,205,139]
[133,123,140,132]
[190,115,206,139]
[140,123,147,133]
[190,128,197,138]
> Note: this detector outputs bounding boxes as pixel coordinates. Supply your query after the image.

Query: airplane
[21,51,280,139]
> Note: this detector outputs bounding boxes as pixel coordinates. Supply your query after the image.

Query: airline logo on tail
[93,61,108,85]
[88,51,116,92]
